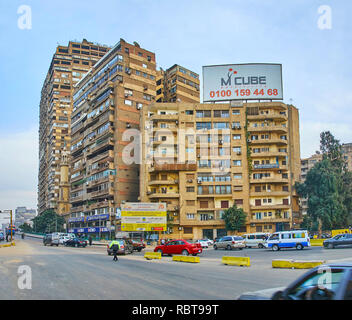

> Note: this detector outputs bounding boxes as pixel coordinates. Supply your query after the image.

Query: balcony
[251,151,287,158]
[249,217,291,224]
[248,125,288,133]
[247,113,287,121]
[150,114,179,121]
[250,204,291,211]
[148,179,179,186]
[250,177,289,184]
[148,192,180,199]
[149,163,197,172]
[250,139,288,146]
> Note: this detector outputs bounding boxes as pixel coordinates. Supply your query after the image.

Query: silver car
[213,236,245,250]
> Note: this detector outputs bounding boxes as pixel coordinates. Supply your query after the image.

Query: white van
[265,230,310,251]
[243,233,270,248]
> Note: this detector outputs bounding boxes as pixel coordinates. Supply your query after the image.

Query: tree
[19,223,33,233]
[32,209,66,234]
[296,131,352,232]
[223,205,247,233]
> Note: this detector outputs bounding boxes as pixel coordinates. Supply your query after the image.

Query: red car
[154,239,202,256]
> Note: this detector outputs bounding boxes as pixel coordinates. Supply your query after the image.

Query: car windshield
[333,235,343,240]
[287,268,347,299]
[234,237,243,240]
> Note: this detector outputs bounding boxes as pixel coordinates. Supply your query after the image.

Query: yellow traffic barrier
[222,256,250,267]
[291,260,325,269]
[144,252,162,260]
[0,242,15,248]
[272,259,325,269]
[172,255,200,263]
[272,259,294,268]
[310,239,324,246]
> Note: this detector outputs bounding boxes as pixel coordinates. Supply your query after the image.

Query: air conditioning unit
[137,105,142,110]
[126,124,131,128]
[178,227,183,231]
[219,140,223,145]
[197,154,201,158]
[237,152,242,155]
[187,179,193,183]
[197,179,202,184]
[278,170,282,174]
[173,212,177,216]
[124,93,129,98]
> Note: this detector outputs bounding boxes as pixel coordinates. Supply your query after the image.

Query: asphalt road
[1,236,352,300]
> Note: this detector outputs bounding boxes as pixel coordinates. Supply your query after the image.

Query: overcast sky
[0,0,351,212]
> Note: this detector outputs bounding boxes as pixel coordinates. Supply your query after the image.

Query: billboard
[203,63,283,102]
[121,203,167,232]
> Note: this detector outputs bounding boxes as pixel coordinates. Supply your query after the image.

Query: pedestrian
[21,233,25,239]
[6,234,8,242]
[161,239,165,245]
[88,235,92,246]
[111,242,120,261]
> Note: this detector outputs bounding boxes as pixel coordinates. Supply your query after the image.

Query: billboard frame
[202,63,283,103]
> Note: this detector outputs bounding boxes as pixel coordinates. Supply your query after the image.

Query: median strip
[0,242,15,248]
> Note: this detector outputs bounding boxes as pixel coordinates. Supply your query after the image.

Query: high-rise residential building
[342,143,352,172]
[140,101,301,240]
[38,39,110,216]
[299,153,323,216]
[14,207,37,228]
[156,65,200,103]
[68,39,156,238]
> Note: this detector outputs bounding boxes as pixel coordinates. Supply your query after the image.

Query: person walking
[111,242,120,261]
[88,235,92,246]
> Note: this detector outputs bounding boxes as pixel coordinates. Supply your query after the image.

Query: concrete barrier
[222,256,250,267]
[172,255,200,263]
[272,259,325,269]
[0,242,15,248]
[310,239,324,246]
[144,252,162,260]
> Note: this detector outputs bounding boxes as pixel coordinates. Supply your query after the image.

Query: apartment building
[342,143,352,172]
[140,101,301,240]
[68,39,156,237]
[38,39,110,216]
[156,65,200,103]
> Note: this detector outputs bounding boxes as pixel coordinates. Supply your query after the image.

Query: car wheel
[258,243,264,249]
[296,243,303,250]
[214,245,217,250]
[226,245,232,251]
[272,244,280,251]
[182,250,189,256]
[328,243,334,249]
[239,248,243,250]
[137,248,142,252]
[157,249,163,256]
[75,243,78,248]
[108,252,111,256]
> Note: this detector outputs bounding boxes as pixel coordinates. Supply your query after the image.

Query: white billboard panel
[203,63,283,102]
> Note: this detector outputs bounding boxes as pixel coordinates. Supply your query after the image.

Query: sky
[0,0,351,212]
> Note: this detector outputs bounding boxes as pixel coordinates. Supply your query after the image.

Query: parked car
[243,233,270,248]
[324,233,352,249]
[213,236,245,250]
[238,263,352,300]
[265,230,310,251]
[202,238,214,246]
[154,239,202,256]
[65,237,87,247]
[130,239,146,252]
[0,232,4,241]
[195,239,209,248]
[59,234,72,245]
[43,233,59,246]
[107,239,134,255]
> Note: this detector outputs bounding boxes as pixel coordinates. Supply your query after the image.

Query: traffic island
[222,256,250,267]
[272,259,325,269]
[172,255,200,263]
[144,252,162,260]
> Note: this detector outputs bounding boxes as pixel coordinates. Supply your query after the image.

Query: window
[186,214,195,220]
[196,110,211,118]
[233,160,241,166]
[281,233,291,239]
[232,110,240,115]
[196,122,211,130]
[124,100,132,106]
[214,110,229,118]
[186,187,195,192]
[213,122,229,129]
[184,227,193,234]
[143,94,152,101]
[233,134,241,140]
[233,174,242,179]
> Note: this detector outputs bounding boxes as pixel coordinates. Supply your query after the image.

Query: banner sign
[203,63,283,102]
[121,203,167,232]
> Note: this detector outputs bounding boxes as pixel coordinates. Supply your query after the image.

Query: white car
[59,234,73,245]
[203,238,214,246]
[196,240,209,248]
